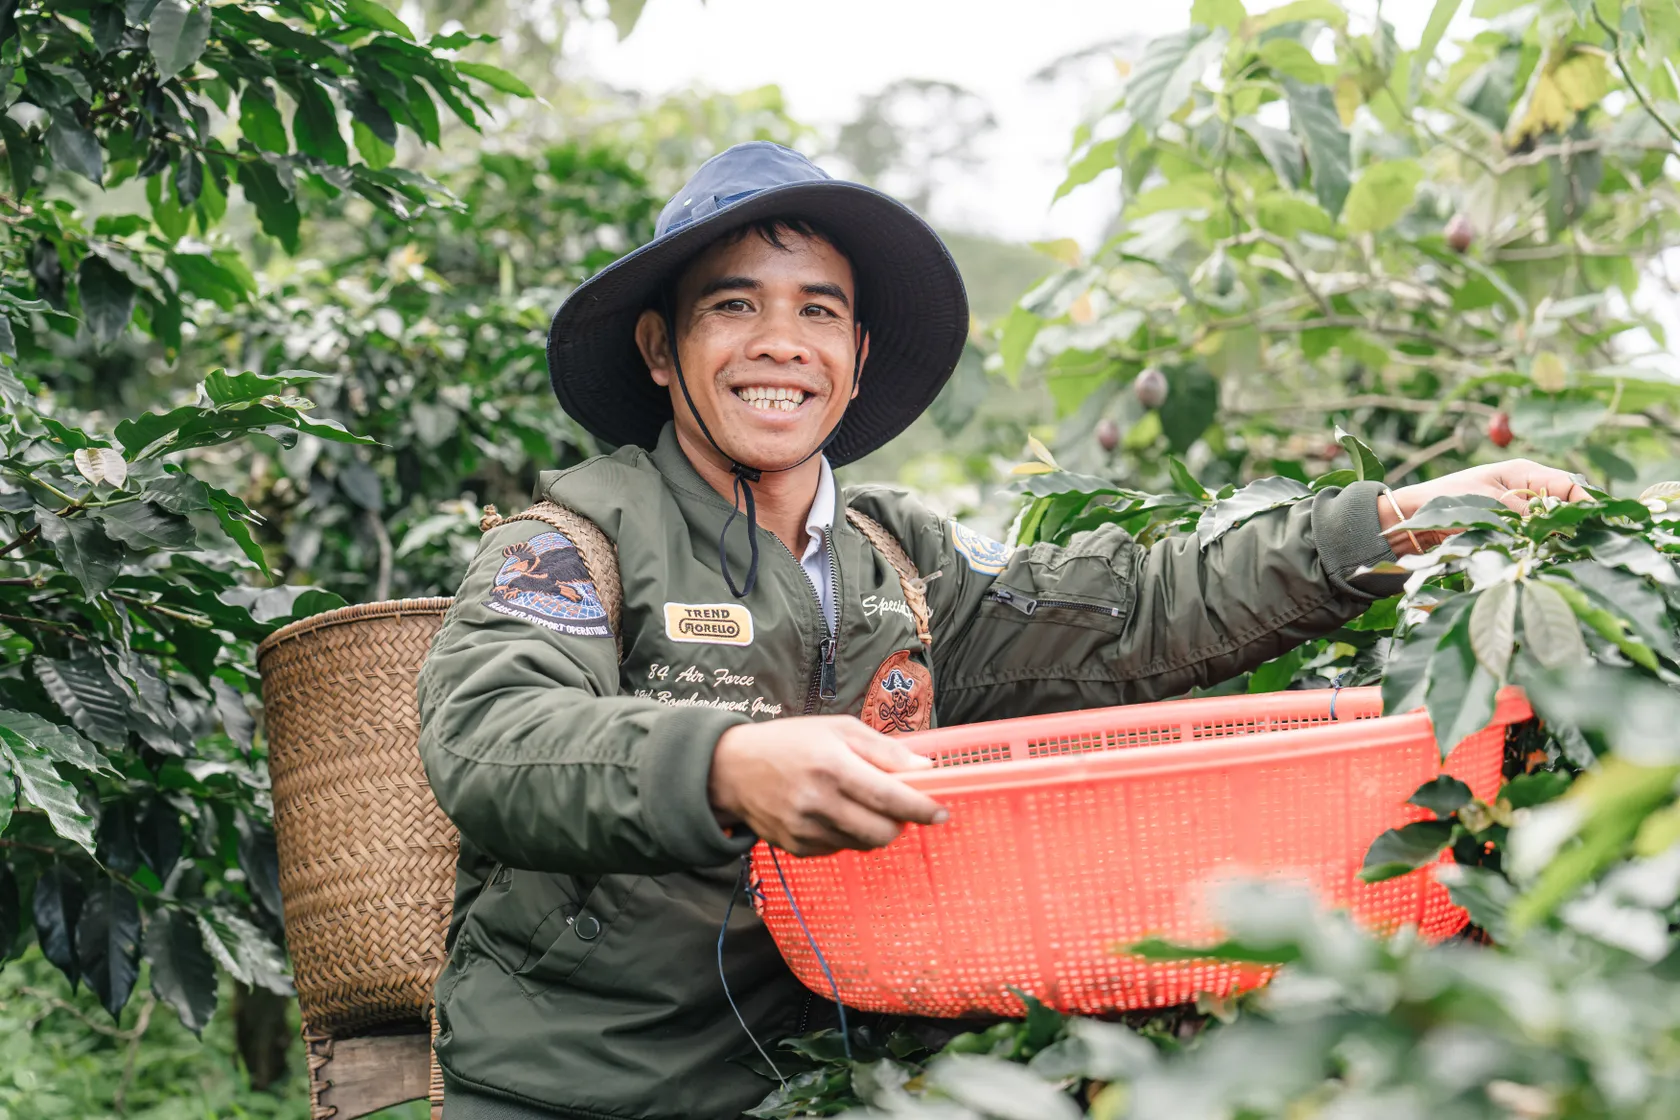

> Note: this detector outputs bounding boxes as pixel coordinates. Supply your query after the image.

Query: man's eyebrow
[802,282,851,309]
[696,276,761,300]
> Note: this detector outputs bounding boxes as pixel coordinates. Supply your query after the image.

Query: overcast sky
[561,0,1455,247]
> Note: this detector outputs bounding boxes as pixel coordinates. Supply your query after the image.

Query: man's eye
[802,304,836,317]
[718,298,751,312]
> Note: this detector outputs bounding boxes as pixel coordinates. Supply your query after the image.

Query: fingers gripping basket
[754,686,1531,1018]
[256,598,458,1036]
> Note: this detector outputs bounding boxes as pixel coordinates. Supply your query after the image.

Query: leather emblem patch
[664,603,754,646]
[485,531,611,638]
[862,650,933,735]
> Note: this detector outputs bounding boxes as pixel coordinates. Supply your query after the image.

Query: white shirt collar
[800,456,836,563]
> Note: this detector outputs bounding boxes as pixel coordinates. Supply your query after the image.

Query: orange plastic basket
[752,686,1529,1018]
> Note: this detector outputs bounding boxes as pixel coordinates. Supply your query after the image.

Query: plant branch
[1386,432,1465,485]
[108,591,214,627]
[1595,4,1680,147]
[1229,394,1498,419]
[366,508,393,602]
[0,526,40,558]
[0,612,82,634]
[114,995,156,1113]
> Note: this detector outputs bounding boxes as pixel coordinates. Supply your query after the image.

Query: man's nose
[746,307,813,365]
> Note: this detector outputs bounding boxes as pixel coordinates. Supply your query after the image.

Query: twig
[1250,232,1335,318]
[1385,432,1464,485]
[114,995,156,1114]
[366,509,393,602]
[20,986,153,1042]
[0,575,45,587]
[108,591,213,626]
[0,612,82,634]
[0,526,40,558]
[1229,394,1499,419]
[1595,4,1680,147]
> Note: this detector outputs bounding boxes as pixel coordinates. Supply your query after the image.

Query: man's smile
[732,385,813,413]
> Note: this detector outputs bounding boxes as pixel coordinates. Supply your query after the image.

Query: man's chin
[717,425,830,474]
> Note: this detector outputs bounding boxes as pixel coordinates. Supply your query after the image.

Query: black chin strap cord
[664,305,861,599]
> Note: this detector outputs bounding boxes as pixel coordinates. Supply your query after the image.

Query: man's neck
[674,427,823,555]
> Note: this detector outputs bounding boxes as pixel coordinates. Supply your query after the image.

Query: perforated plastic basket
[752,686,1530,1018]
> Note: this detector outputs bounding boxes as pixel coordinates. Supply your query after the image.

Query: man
[418,142,1585,1119]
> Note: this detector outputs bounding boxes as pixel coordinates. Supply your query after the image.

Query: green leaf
[0,710,108,773]
[136,798,183,881]
[1127,936,1301,965]
[1425,616,1500,757]
[46,114,103,184]
[34,658,130,751]
[1197,476,1311,547]
[1342,159,1424,234]
[144,908,218,1036]
[91,500,196,551]
[239,89,288,154]
[147,0,209,78]
[0,116,36,195]
[454,61,535,98]
[76,256,137,346]
[0,864,17,961]
[352,119,396,170]
[1502,770,1572,810]
[605,0,646,39]
[1254,0,1347,29]
[1412,0,1464,99]
[34,510,124,596]
[1391,495,1511,534]
[1557,562,1675,662]
[1128,28,1227,131]
[1468,582,1517,679]
[0,730,95,855]
[1190,0,1245,30]
[236,159,300,251]
[1382,595,1473,715]
[1157,365,1219,452]
[197,907,292,995]
[1437,863,1513,937]
[1284,80,1351,219]
[997,305,1044,383]
[1236,118,1304,189]
[1333,426,1385,481]
[1509,392,1608,451]
[33,868,83,991]
[1359,819,1455,881]
[202,367,324,404]
[1410,775,1473,817]
[1256,39,1324,83]
[1248,647,1303,693]
[1166,455,1209,501]
[343,0,414,39]
[1054,137,1122,203]
[77,881,140,1019]
[292,82,349,166]
[1521,578,1588,669]
[235,812,283,919]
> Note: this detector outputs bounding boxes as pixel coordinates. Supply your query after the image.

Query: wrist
[1377,486,1423,557]
[708,727,746,828]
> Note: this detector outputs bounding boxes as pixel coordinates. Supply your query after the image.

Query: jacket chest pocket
[512,873,642,996]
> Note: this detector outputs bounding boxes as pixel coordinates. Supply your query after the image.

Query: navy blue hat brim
[546,179,969,468]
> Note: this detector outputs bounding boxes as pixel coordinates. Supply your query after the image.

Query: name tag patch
[664,602,754,646]
[485,531,612,638]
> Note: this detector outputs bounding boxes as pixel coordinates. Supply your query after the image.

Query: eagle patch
[950,520,1012,575]
[485,531,611,638]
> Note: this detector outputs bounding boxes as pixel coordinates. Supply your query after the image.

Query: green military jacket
[417,423,1402,1120]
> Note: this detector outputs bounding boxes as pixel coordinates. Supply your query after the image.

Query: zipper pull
[987,588,1038,616]
[819,637,838,700]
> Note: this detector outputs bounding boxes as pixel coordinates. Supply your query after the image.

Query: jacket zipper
[800,531,842,714]
[985,587,1121,618]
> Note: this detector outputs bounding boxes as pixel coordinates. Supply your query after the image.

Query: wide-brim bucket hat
[546,142,969,468]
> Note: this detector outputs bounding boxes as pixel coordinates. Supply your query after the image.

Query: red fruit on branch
[1488,411,1512,448]
[1095,418,1120,452]
[1445,214,1474,253]
[1133,368,1168,410]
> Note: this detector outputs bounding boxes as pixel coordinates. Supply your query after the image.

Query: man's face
[636,227,864,473]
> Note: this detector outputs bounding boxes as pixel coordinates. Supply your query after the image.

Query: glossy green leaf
[76,256,137,345]
[1522,579,1588,670]
[292,82,350,166]
[1410,775,1474,817]
[1284,80,1350,218]
[236,159,300,251]
[1236,117,1304,189]
[147,0,210,78]
[1468,582,1517,679]
[77,880,140,1019]
[0,709,108,772]
[239,88,289,154]
[91,500,196,551]
[34,510,124,596]
[343,0,414,39]
[1425,611,1500,756]
[1128,28,1225,131]
[1360,819,1456,881]
[454,62,535,98]
[1333,426,1384,481]
[45,114,102,183]
[1198,476,1311,547]
[144,908,218,1035]
[32,867,83,991]
[0,730,96,855]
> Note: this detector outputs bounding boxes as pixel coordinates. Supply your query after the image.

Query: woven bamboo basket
[257,597,458,1037]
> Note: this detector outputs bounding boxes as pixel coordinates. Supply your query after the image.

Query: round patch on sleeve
[949,520,1013,575]
[484,531,612,638]
[861,650,934,735]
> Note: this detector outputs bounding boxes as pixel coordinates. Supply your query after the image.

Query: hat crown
[656,142,832,237]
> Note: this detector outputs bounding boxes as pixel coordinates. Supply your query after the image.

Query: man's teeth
[734,387,807,412]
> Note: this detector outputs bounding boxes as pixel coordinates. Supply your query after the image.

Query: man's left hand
[1381,459,1591,556]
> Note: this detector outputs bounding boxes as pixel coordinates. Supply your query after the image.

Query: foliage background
[5,0,1680,1115]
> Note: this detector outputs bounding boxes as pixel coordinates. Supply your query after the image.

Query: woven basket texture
[257,598,458,1036]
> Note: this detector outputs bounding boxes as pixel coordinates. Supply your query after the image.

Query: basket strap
[480,501,624,660]
[429,1006,445,1118]
[843,508,935,651]
[302,1022,336,1120]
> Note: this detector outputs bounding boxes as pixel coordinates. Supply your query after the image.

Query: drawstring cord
[716,848,855,1082]
[663,303,861,600]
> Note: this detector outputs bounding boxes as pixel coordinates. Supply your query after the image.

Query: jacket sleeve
[846,480,1406,725]
[416,520,753,876]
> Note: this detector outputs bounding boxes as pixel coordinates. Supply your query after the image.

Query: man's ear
[635,309,674,387]
[852,328,870,401]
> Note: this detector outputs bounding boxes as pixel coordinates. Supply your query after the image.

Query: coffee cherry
[1133,368,1169,410]
[1445,214,1473,254]
[1095,418,1120,452]
[1456,417,1484,454]
[1488,411,1513,449]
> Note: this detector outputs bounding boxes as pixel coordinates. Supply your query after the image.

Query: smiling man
[416,143,1588,1120]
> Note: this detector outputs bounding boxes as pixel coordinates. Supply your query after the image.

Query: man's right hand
[707,716,949,857]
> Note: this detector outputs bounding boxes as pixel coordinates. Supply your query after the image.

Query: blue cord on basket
[1328,669,1353,720]
[768,847,853,1063]
[719,854,785,1085]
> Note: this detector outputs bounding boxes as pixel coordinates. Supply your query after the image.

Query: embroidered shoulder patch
[862,650,933,735]
[950,521,1012,575]
[484,531,611,638]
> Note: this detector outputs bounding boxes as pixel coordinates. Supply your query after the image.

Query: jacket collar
[649,421,839,539]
